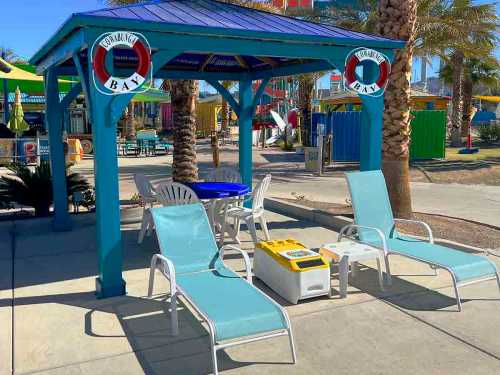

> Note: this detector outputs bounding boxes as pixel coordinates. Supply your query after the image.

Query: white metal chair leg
[384,255,393,285]
[233,217,241,244]
[211,343,219,375]
[147,255,157,297]
[138,208,150,244]
[148,254,179,333]
[170,292,179,336]
[246,217,259,244]
[376,258,385,291]
[287,328,297,364]
[259,215,271,241]
[452,275,462,312]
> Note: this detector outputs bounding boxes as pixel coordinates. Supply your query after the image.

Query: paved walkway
[70,142,500,227]
[1,211,499,374]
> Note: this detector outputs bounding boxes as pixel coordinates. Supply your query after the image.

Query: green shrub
[0,161,90,217]
[477,124,500,143]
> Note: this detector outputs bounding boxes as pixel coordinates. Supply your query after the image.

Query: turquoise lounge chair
[147,203,296,374]
[342,170,499,311]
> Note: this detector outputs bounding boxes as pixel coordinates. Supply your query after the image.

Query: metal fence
[311,110,447,162]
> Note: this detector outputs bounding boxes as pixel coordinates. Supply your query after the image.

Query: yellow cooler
[255,239,331,304]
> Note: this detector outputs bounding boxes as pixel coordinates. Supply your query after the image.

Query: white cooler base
[254,249,331,304]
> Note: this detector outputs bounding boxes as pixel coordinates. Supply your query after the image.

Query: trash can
[304,146,319,171]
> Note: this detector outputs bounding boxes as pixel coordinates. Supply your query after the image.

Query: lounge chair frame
[148,244,297,375]
[339,224,500,312]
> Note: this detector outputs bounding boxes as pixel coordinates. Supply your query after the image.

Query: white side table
[319,240,385,298]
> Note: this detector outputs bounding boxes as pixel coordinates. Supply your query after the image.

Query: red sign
[272,0,313,8]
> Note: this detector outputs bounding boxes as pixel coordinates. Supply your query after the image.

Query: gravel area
[279,198,500,250]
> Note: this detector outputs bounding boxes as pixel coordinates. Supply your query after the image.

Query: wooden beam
[235,55,249,70]
[256,56,278,67]
[201,54,214,72]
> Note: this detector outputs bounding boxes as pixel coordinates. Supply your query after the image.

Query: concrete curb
[264,197,490,253]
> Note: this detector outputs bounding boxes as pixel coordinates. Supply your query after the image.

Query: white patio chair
[155,181,200,206]
[225,174,272,244]
[206,167,242,183]
[206,167,243,241]
[135,173,157,244]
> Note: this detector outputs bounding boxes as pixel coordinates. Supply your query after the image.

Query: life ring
[344,48,390,96]
[92,31,151,94]
[80,139,93,154]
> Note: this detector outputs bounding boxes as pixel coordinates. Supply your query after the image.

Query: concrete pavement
[1,210,500,374]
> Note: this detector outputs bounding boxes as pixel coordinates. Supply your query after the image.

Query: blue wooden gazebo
[30,0,404,298]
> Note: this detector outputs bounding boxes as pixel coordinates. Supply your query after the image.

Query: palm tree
[171,79,200,181]
[0,47,25,64]
[323,0,497,216]
[376,0,418,219]
[440,56,499,136]
[0,162,89,217]
[419,1,498,146]
[105,0,200,182]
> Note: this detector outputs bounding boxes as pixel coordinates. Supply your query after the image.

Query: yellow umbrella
[474,95,500,103]
[7,87,29,135]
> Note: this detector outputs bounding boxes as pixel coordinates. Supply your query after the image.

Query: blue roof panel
[77,0,397,44]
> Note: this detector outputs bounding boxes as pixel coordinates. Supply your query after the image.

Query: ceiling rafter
[256,56,278,67]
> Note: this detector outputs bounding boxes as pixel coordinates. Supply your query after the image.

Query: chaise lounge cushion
[177,266,288,342]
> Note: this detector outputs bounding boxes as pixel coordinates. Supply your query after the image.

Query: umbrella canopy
[475,96,500,103]
[0,57,74,94]
[7,87,29,135]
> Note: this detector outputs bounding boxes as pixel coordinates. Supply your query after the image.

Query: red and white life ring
[92,31,151,94]
[344,48,390,96]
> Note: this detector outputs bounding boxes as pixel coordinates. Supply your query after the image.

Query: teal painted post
[45,68,71,231]
[89,84,126,299]
[238,79,254,189]
[359,62,384,171]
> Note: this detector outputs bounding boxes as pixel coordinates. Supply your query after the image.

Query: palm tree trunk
[378,0,417,219]
[171,79,199,183]
[298,76,314,147]
[124,103,136,139]
[450,51,464,147]
[221,99,229,131]
[461,75,473,137]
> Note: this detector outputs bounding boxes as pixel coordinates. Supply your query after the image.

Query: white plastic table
[319,240,385,298]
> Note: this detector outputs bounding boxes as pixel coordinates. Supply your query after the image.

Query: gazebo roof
[30,0,404,76]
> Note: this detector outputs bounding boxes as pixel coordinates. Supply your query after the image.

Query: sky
[0,0,497,91]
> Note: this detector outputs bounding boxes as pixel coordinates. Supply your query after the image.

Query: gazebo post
[88,80,126,298]
[359,94,384,171]
[85,47,178,298]
[45,68,71,231]
[359,57,389,171]
[238,79,253,188]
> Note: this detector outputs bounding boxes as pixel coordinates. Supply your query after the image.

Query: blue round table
[186,182,250,245]
[186,182,250,200]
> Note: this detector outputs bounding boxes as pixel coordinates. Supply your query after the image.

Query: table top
[319,240,381,262]
[186,182,250,199]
